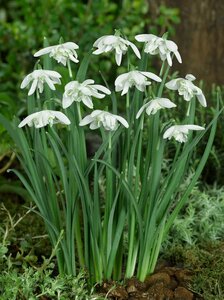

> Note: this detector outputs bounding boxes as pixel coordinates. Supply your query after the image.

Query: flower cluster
[135,34,182,66]
[93,34,141,66]
[34,42,79,66]
[19,32,206,143]
[62,80,111,109]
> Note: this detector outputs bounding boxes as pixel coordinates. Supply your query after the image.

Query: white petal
[93,36,108,47]
[183,125,205,131]
[92,48,105,55]
[83,79,95,86]
[44,76,56,91]
[166,52,172,66]
[115,115,129,128]
[44,70,62,79]
[34,46,55,57]
[174,51,182,64]
[115,51,122,66]
[121,81,130,95]
[196,92,207,107]
[18,113,38,128]
[165,40,178,52]
[135,34,156,42]
[163,126,176,139]
[52,111,71,125]
[62,96,73,109]
[93,84,111,95]
[136,104,147,119]
[20,74,32,89]
[28,79,38,95]
[82,96,93,109]
[156,98,177,108]
[79,115,94,126]
[115,73,129,88]
[63,42,79,49]
[141,71,162,82]
[185,74,196,81]
[165,79,179,90]
[90,122,100,130]
[128,42,141,59]
[91,110,103,118]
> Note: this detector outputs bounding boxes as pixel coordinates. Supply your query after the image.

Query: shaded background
[148,0,224,85]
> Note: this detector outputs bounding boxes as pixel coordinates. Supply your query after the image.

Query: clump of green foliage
[0,204,102,300]
[166,185,224,245]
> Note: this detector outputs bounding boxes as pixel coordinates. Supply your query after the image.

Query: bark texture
[148,0,224,85]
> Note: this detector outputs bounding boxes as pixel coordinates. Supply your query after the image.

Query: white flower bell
[136,98,176,118]
[79,110,129,131]
[34,42,79,66]
[93,34,141,66]
[115,70,161,95]
[20,70,61,96]
[165,74,207,107]
[18,110,71,128]
[135,34,182,67]
[163,124,205,143]
[62,79,111,109]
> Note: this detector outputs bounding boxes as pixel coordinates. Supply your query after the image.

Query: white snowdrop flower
[20,70,61,96]
[165,74,207,107]
[18,110,71,128]
[163,124,205,143]
[115,70,162,95]
[93,34,141,66]
[34,42,79,66]
[135,34,182,67]
[62,79,111,109]
[79,110,129,131]
[136,98,176,119]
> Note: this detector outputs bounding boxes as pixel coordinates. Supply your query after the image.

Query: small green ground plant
[0,205,101,300]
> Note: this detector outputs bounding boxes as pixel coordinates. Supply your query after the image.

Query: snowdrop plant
[0,32,222,284]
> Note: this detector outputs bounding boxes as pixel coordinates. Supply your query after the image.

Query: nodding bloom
[136,98,176,119]
[62,79,111,109]
[79,110,129,131]
[115,70,162,95]
[18,110,71,128]
[163,124,205,143]
[165,74,207,107]
[93,34,141,66]
[135,34,182,66]
[34,42,79,66]
[20,70,61,96]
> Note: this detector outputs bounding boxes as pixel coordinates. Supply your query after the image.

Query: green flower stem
[67,60,73,78]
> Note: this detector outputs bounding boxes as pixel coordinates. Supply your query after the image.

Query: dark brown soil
[97,265,203,300]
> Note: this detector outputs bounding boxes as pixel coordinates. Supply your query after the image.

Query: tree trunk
[148,0,224,85]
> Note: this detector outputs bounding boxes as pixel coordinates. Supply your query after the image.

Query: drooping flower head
[34,42,79,66]
[20,70,61,96]
[62,79,111,109]
[18,110,71,128]
[135,34,182,67]
[115,70,161,95]
[93,34,141,66]
[163,124,205,143]
[79,110,129,131]
[136,98,176,119]
[165,74,207,107]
